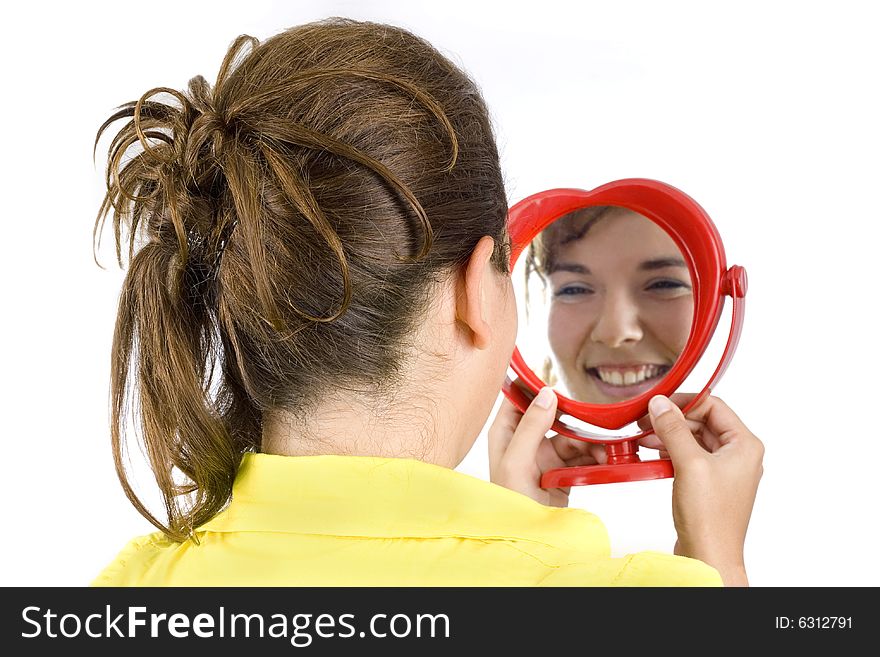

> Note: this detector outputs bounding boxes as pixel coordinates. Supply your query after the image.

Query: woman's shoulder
[90,531,179,587]
[538,550,724,587]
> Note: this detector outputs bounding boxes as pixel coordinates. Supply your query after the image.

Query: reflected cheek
[647,302,694,355]
[548,306,594,371]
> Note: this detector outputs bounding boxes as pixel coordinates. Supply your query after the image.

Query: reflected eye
[553,284,594,298]
[646,279,691,294]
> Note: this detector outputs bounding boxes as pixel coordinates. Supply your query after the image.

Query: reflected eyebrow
[547,258,686,275]
[639,257,687,271]
[547,262,590,275]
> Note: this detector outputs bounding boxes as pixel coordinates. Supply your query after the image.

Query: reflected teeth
[595,365,663,386]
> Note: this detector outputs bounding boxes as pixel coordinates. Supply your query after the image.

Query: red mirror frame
[502,179,748,486]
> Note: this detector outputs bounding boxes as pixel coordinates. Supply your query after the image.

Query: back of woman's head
[94,18,511,541]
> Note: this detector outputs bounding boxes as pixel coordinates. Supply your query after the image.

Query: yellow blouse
[92,453,721,586]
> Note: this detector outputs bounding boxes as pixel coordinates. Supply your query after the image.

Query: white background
[1,0,877,586]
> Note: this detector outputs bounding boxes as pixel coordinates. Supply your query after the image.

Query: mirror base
[541,459,674,487]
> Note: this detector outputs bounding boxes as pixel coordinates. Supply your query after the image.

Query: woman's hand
[488,386,605,507]
[639,394,764,587]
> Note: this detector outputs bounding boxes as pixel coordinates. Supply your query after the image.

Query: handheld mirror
[502,179,748,487]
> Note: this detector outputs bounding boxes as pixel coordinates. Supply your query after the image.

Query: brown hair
[523,205,614,285]
[93,18,511,542]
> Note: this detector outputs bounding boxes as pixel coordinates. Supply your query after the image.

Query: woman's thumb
[648,395,700,461]
[504,386,557,465]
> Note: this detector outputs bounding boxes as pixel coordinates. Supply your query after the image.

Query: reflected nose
[590,291,643,348]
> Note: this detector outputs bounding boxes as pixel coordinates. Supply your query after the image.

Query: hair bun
[182,75,231,178]
[93,85,236,313]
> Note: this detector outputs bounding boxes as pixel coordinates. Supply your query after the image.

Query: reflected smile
[585,364,671,387]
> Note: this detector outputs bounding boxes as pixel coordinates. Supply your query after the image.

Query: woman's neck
[260,388,464,468]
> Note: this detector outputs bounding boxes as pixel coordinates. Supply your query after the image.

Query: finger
[547,433,600,462]
[549,436,607,467]
[647,395,703,463]
[639,418,704,450]
[638,433,665,450]
[565,451,606,467]
[586,442,607,465]
[548,488,570,508]
[643,424,723,454]
[694,427,724,453]
[536,435,567,474]
[567,443,608,465]
[503,386,558,470]
[674,395,754,448]
[636,393,700,432]
[487,396,524,475]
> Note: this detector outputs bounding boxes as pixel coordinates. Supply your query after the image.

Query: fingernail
[649,395,674,418]
[534,386,556,410]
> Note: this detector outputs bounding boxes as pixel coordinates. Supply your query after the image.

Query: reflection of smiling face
[546,208,694,404]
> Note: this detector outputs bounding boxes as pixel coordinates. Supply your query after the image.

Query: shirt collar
[198,453,609,554]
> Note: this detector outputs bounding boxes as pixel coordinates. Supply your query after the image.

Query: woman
[91,18,763,586]
[524,206,694,404]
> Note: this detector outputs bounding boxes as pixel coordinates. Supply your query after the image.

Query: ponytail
[95,38,260,542]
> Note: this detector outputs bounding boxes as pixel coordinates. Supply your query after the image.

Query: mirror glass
[515,205,694,404]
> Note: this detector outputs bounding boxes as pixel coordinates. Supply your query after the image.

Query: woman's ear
[456,235,496,350]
